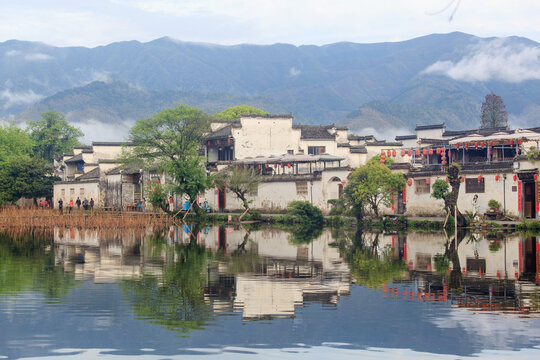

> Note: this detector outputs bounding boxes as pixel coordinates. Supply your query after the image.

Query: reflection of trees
[121,230,214,335]
[340,229,406,289]
[0,231,76,299]
[444,229,467,292]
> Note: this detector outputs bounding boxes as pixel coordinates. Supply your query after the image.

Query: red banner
[518,181,522,213]
[536,181,539,212]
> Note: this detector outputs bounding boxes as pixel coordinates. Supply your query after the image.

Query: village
[53,113,540,222]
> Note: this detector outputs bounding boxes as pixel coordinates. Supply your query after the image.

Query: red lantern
[477,176,482,183]
[217,140,220,145]
[407,179,413,186]
[228,138,231,145]
[401,150,405,157]
[265,164,269,169]
[274,163,278,168]
[381,154,386,159]
[392,150,396,157]
[426,178,431,185]
[428,148,433,155]
[381,150,385,155]
[465,143,469,150]
[456,143,460,150]
[281,163,284,168]
[207,141,211,145]
[495,175,499,182]
[489,141,493,147]
[445,177,449,183]
[287,163,291,168]
[387,150,391,157]
[513,174,517,181]
[436,148,441,155]
[481,142,485,148]
[535,174,538,181]
[510,140,514,146]
[408,150,412,156]
[259,164,262,169]
[442,160,447,165]
[380,160,385,165]
[518,139,523,146]
[156,179,159,184]
[422,149,427,156]
[474,142,478,149]
[148,180,152,185]
[415,149,420,156]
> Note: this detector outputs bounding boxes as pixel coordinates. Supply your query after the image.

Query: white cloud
[289,67,301,77]
[5,50,21,56]
[72,117,135,143]
[352,126,412,142]
[423,38,540,83]
[24,52,53,61]
[0,89,44,110]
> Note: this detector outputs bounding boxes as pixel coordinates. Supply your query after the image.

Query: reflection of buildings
[370,231,539,314]
[53,228,152,283]
[198,226,351,320]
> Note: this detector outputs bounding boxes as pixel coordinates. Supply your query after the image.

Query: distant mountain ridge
[1,32,539,139]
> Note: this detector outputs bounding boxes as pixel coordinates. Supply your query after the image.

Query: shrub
[287,201,323,227]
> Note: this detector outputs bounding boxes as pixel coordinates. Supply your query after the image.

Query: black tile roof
[395,135,417,141]
[77,167,100,180]
[350,145,367,154]
[206,125,233,140]
[415,123,445,131]
[295,125,335,140]
[64,153,84,163]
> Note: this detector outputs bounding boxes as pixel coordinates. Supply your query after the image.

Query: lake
[0,225,539,359]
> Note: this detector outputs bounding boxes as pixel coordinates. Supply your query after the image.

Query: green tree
[0,157,59,204]
[214,105,268,121]
[480,93,508,129]
[126,105,213,208]
[0,125,34,167]
[215,166,261,220]
[28,111,83,162]
[345,161,405,218]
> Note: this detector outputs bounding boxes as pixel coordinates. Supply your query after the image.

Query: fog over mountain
[1,32,539,141]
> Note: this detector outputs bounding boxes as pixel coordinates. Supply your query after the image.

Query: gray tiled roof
[77,167,100,180]
[64,153,84,163]
[295,125,335,140]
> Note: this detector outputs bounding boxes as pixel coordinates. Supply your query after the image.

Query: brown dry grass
[0,207,174,231]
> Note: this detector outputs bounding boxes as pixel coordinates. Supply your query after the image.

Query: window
[287,149,294,155]
[70,188,75,196]
[415,179,430,194]
[80,188,85,196]
[296,181,308,196]
[465,178,485,193]
[218,147,234,161]
[76,163,84,172]
[308,146,326,155]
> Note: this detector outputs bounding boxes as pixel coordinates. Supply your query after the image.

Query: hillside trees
[480,93,508,129]
[214,105,268,121]
[125,105,213,209]
[28,111,83,162]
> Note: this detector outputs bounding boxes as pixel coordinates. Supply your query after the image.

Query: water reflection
[0,226,539,358]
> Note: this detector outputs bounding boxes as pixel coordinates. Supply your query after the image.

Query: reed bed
[0,207,175,231]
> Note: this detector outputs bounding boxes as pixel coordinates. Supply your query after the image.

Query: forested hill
[2,32,539,137]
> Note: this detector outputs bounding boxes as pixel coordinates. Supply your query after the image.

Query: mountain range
[1,32,539,141]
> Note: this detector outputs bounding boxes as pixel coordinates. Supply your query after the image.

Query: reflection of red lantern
[415,149,420,156]
[456,143,460,150]
[407,179,412,186]
[495,175,499,182]
[408,150,412,156]
[513,174,517,181]
[477,176,482,183]
[381,150,385,155]
[426,178,431,185]
[422,149,427,156]
[281,163,284,168]
[481,142,485,148]
[401,150,405,157]
[428,148,433,155]
[465,143,469,150]
[518,139,523,146]
[510,140,514,146]
[392,150,396,157]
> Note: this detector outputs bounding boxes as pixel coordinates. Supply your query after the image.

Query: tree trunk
[447,165,466,227]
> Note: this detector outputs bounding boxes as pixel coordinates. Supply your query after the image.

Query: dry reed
[0,207,174,231]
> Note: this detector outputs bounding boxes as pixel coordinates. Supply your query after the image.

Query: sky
[0,0,539,47]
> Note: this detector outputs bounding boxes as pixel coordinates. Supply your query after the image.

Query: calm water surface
[0,226,539,359]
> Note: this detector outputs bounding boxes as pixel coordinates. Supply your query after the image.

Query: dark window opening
[308,146,326,155]
[465,178,485,193]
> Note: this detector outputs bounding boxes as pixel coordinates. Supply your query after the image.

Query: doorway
[523,182,536,219]
[218,187,226,212]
